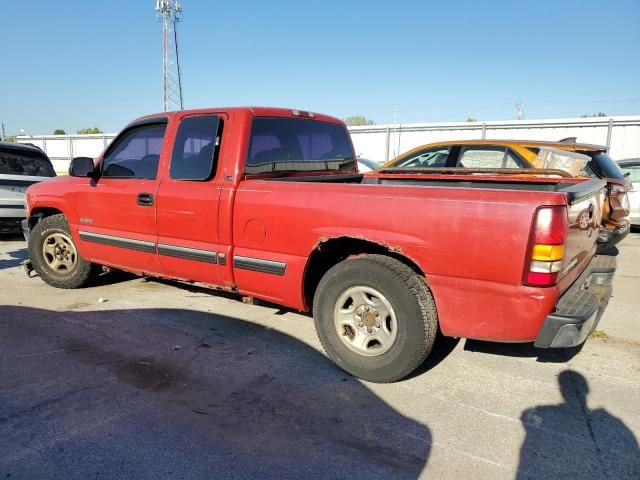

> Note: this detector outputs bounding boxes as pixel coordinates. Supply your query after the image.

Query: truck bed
[259,171,603,202]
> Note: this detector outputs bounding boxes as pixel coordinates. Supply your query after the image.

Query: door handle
[137,193,154,207]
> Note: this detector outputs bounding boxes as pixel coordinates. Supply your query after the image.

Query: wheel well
[29,207,63,230]
[303,236,425,309]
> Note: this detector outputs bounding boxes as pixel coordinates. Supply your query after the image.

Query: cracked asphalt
[1,232,639,479]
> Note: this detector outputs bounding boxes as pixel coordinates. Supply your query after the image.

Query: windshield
[246,118,354,174]
[0,148,56,177]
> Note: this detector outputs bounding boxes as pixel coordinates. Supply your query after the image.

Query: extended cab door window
[170,115,221,180]
[101,124,166,179]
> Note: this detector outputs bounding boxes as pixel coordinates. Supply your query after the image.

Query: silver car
[617,158,640,226]
[0,142,56,233]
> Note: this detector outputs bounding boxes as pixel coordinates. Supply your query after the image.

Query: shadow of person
[517,370,640,480]
[0,306,432,479]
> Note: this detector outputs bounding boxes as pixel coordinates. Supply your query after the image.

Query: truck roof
[408,139,606,152]
[0,141,47,155]
[127,106,345,127]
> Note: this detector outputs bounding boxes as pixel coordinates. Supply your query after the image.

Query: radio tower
[156,0,184,111]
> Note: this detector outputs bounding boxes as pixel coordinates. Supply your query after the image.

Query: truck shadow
[463,339,584,363]
[146,277,461,376]
[0,305,432,479]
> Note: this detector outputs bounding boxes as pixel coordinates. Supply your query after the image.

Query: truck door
[155,113,224,285]
[74,119,167,274]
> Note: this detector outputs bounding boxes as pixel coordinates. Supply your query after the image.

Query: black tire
[28,214,99,289]
[313,254,438,383]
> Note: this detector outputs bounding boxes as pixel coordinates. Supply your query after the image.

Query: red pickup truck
[23,107,615,382]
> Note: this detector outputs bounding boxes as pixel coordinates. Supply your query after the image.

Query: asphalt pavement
[1,232,639,479]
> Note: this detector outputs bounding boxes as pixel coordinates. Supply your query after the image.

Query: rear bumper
[597,221,630,251]
[534,254,616,348]
[0,217,24,233]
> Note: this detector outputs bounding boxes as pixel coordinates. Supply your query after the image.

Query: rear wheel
[29,214,99,289]
[313,254,438,383]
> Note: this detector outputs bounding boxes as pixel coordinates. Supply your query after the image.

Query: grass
[590,329,609,339]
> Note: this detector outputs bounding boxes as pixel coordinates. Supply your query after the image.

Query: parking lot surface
[1,232,639,479]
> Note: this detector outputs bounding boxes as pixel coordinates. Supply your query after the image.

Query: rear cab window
[246,117,354,175]
[0,147,56,177]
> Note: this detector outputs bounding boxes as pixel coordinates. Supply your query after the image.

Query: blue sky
[1,0,639,135]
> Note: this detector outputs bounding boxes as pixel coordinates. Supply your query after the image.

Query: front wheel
[313,254,438,383]
[28,214,99,289]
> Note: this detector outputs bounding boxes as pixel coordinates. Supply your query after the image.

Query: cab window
[246,118,354,174]
[102,124,166,179]
[170,115,221,181]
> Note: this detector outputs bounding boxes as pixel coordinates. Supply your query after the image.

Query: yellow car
[381,139,631,251]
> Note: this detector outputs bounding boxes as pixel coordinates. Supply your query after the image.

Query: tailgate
[559,179,607,280]
[0,175,49,215]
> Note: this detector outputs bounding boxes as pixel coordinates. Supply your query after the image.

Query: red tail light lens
[524,206,568,287]
[532,206,568,245]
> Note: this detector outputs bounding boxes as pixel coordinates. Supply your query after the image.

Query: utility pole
[0,123,5,141]
[155,0,184,111]
[516,102,524,120]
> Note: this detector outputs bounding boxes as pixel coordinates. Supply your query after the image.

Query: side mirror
[69,157,97,177]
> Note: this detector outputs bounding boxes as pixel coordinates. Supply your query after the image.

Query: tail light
[609,184,630,220]
[524,206,568,287]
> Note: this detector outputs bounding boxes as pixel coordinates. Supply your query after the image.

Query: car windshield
[619,164,640,182]
[0,148,56,177]
[246,117,354,174]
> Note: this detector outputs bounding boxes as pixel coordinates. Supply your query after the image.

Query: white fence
[350,116,640,163]
[16,115,640,173]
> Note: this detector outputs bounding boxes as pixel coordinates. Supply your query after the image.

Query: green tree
[580,112,607,118]
[77,127,103,134]
[53,129,66,135]
[466,117,477,122]
[343,115,375,126]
